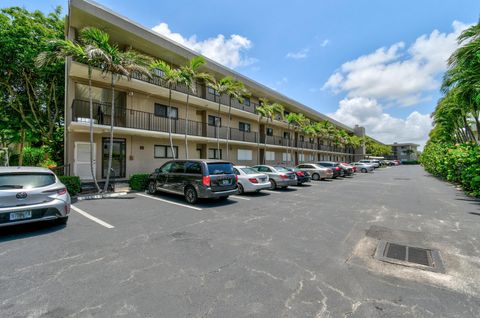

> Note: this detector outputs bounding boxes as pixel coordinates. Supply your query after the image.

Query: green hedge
[59,176,81,196]
[421,142,480,197]
[129,173,150,191]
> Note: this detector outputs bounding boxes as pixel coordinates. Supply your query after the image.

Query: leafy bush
[23,147,47,166]
[401,160,419,165]
[421,142,480,197]
[58,176,81,196]
[129,173,150,191]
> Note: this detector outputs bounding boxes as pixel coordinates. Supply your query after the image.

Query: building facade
[389,143,419,161]
[65,0,368,180]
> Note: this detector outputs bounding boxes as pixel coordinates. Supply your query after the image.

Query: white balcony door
[74,142,96,180]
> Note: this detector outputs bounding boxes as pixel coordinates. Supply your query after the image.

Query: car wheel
[238,183,244,194]
[270,179,277,189]
[184,187,198,204]
[361,168,367,173]
[148,181,157,194]
[312,173,320,181]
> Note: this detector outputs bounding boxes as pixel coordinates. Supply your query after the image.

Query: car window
[207,163,233,175]
[298,165,306,168]
[0,173,55,189]
[171,161,185,173]
[240,167,258,174]
[257,166,271,172]
[159,162,173,173]
[233,168,240,175]
[274,166,289,172]
[185,161,202,174]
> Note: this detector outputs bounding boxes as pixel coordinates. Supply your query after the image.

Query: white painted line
[231,195,250,201]
[262,189,281,194]
[136,193,203,211]
[71,205,115,229]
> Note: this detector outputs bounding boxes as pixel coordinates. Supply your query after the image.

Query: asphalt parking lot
[1,165,480,318]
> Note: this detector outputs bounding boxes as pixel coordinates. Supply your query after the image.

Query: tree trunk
[264,120,268,165]
[167,84,175,160]
[257,117,261,165]
[217,99,221,156]
[104,74,116,192]
[184,94,190,159]
[18,128,25,166]
[226,101,232,161]
[88,67,101,192]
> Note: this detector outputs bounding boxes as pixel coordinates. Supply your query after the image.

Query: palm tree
[150,59,182,162]
[207,76,238,158]
[36,28,111,193]
[179,56,213,159]
[255,100,269,164]
[225,80,249,161]
[285,112,301,165]
[256,99,273,164]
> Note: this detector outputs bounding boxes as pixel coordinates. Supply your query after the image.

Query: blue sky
[4,0,480,147]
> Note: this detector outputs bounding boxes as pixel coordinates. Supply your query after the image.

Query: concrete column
[353,125,366,162]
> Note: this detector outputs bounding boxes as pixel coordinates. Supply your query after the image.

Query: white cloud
[321,39,330,47]
[323,21,469,106]
[152,22,256,69]
[286,48,309,59]
[329,97,432,148]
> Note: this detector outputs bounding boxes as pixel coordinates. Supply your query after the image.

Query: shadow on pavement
[0,222,66,242]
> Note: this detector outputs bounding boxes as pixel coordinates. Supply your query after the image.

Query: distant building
[389,143,419,161]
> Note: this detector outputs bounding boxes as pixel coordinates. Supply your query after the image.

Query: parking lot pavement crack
[67,303,105,318]
[313,286,330,318]
[14,253,84,273]
[284,279,304,310]
[245,266,284,281]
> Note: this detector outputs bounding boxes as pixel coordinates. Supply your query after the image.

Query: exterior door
[74,142,96,180]
[102,138,126,179]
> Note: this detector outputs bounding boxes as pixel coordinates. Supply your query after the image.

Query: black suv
[147,160,238,204]
[316,161,344,178]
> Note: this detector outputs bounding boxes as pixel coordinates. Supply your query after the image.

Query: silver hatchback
[252,165,297,189]
[0,167,71,227]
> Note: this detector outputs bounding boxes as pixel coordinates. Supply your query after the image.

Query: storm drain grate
[375,240,445,273]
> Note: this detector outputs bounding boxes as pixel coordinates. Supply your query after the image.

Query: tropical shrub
[23,147,47,166]
[129,173,150,191]
[58,176,81,196]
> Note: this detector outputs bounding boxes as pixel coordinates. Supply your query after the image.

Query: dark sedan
[285,167,311,185]
[316,161,344,178]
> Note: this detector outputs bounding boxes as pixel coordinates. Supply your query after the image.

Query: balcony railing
[72,99,354,154]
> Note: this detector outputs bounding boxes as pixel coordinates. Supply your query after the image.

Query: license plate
[10,210,32,221]
[221,179,230,185]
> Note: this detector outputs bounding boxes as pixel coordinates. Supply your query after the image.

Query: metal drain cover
[375,240,444,273]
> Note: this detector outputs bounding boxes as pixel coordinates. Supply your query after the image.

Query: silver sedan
[0,167,71,227]
[233,166,271,194]
[252,165,297,189]
[351,162,375,173]
[296,163,333,180]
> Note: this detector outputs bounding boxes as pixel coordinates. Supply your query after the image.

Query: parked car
[341,162,356,173]
[0,167,70,227]
[316,161,344,178]
[148,159,238,204]
[284,167,311,185]
[296,163,333,180]
[252,165,297,189]
[359,159,380,168]
[233,166,271,194]
[350,162,375,173]
[338,163,355,176]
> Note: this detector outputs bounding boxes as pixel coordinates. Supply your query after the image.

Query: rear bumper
[198,187,239,198]
[0,199,70,227]
[241,182,271,192]
[296,176,311,183]
[276,179,297,187]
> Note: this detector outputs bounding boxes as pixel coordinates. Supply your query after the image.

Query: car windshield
[240,167,259,174]
[0,173,55,189]
[274,166,289,172]
[207,163,233,175]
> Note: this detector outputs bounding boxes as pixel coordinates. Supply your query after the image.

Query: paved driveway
[1,166,479,317]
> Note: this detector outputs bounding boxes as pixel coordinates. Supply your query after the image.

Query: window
[207,163,233,174]
[185,161,202,174]
[207,87,220,96]
[282,153,292,161]
[154,104,178,119]
[152,68,164,78]
[241,167,258,174]
[239,122,251,132]
[257,166,271,172]
[244,97,251,106]
[154,145,178,158]
[299,135,305,142]
[0,173,55,189]
[309,154,315,161]
[208,148,222,159]
[208,115,221,127]
[283,132,290,139]
[299,153,305,162]
[266,128,273,136]
[159,162,173,173]
[265,151,275,161]
[237,149,252,161]
[170,161,185,173]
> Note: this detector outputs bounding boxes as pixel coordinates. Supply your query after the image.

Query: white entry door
[74,142,96,180]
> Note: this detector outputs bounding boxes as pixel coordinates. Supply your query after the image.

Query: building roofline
[69,0,362,134]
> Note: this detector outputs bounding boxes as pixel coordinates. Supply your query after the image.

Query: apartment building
[65,0,368,180]
[389,143,419,161]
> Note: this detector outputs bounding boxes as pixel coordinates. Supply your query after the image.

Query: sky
[3,0,480,148]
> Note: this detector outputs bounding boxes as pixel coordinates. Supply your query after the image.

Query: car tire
[184,186,198,204]
[148,181,157,194]
[312,173,320,181]
[270,179,277,189]
[361,168,367,173]
[238,183,244,194]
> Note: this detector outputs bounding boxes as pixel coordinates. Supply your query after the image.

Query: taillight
[65,204,70,214]
[336,167,340,171]
[202,176,211,187]
[280,174,289,180]
[248,178,258,184]
[57,188,67,195]
[296,171,304,177]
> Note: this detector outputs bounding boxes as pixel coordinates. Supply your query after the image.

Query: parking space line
[71,205,115,229]
[231,195,250,201]
[136,193,203,211]
[262,190,281,194]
